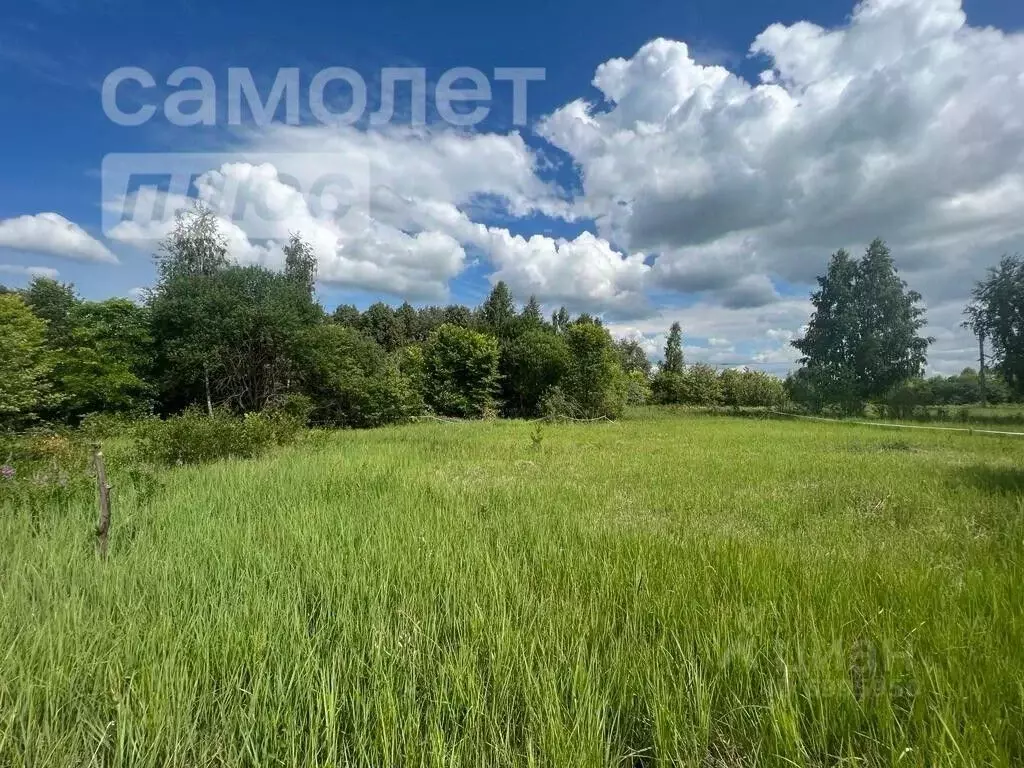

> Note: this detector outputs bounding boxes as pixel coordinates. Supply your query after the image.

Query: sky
[1,0,1022,374]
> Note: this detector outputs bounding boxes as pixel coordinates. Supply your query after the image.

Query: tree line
[785,238,1022,414]
[3,213,1019,431]
[0,207,794,431]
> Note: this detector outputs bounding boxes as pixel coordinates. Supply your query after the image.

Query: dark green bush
[423,324,500,418]
[561,322,627,419]
[297,325,422,428]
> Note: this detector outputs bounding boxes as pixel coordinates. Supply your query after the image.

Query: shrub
[539,386,579,421]
[625,370,651,406]
[884,379,932,420]
[652,364,724,406]
[562,322,628,419]
[79,411,152,442]
[0,294,57,429]
[0,429,96,524]
[719,369,743,407]
[136,408,302,466]
[737,370,787,408]
[423,324,500,418]
[269,393,315,424]
[682,364,723,406]
[500,329,571,417]
[651,370,686,405]
[297,325,421,428]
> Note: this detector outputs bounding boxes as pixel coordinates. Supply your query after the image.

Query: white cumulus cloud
[0,264,60,280]
[0,213,117,264]
[538,0,1024,372]
[95,0,1024,373]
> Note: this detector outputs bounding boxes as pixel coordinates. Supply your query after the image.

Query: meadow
[1,412,1023,766]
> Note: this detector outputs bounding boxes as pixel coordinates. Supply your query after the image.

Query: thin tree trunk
[204,363,213,416]
[978,333,987,407]
[93,444,112,559]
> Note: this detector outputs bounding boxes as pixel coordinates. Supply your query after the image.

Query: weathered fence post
[92,443,112,559]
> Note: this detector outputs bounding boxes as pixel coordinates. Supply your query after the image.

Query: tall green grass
[2,414,1023,766]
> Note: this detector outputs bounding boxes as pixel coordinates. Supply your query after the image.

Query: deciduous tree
[0,294,57,427]
[663,322,684,374]
[969,255,1024,395]
[54,299,154,421]
[562,320,627,419]
[423,324,500,417]
[154,202,229,283]
[792,240,930,409]
[282,232,318,297]
[500,328,570,417]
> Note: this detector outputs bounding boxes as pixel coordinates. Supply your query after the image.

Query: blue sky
[1,0,1023,372]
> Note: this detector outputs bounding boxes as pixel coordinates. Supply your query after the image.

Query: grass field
[2,412,1023,766]
[862,403,1024,429]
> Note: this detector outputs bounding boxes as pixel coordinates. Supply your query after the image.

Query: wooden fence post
[92,443,112,559]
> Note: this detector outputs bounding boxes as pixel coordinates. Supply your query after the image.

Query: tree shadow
[955,464,1024,496]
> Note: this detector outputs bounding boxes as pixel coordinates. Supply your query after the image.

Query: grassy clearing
[864,403,1024,429]
[2,412,1023,766]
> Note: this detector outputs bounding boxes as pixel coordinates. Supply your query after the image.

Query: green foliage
[20,276,77,348]
[721,368,787,408]
[272,392,316,424]
[297,325,421,428]
[970,254,1024,395]
[52,299,154,422]
[539,384,578,420]
[394,302,420,343]
[149,266,320,414]
[520,295,543,326]
[423,324,500,418]
[625,369,651,406]
[398,343,427,395]
[0,295,57,428]
[137,407,302,466]
[719,368,743,406]
[743,370,787,408]
[500,329,570,417]
[282,232,317,296]
[331,303,361,327]
[653,363,722,407]
[663,321,684,374]
[651,370,686,405]
[551,306,570,333]
[655,364,785,408]
[360,302,402,352]
[926,368,1011,407]
[790,363,1017,416]
[442,304,473,329]
[13,213,985,435]
[154,202,229,283]
[615,337,652,376]
[78,411,151,442]
[0,431,95,522]
[681,363,723,406]
[792,240,931,408]
[883,379,933,420]
[562,321,628,419]
[479,281,516,338]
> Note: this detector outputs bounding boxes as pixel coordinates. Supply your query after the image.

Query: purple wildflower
[0,465,14,481]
